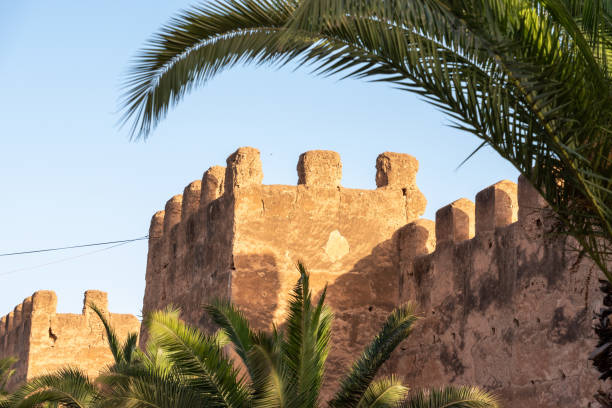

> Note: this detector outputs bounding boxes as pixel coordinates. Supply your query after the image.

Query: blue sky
[0,1,518,317]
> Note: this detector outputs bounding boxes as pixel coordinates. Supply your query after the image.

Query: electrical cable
[0,239,146,278]
[0,236,149,257]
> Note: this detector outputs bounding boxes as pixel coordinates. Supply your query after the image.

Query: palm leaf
[88,302,124,365]
[205,298,259,378]
[7,367,99,408]
[281,261,332,408]
[249,336,290,408]
[401,386,499,408]
[145,306,251,408]
[122,332,139,365]
[97,364,211,408]
[0,357,17,396]
[357,376,409,408]
[329,303,417,408]
[119,0,298,139]
[120,0,612,284]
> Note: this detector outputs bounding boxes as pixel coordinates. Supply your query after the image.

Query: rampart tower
[0,290,140,390]
[143,147,599,407]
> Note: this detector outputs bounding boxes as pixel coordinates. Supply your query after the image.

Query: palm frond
[329,303,417,408]
[145,306,251,408]
[121,0,612,283]
[88,302,123,365]
[249,338,290,408]
[0,357,17,395]
[7,367,99,408]
[122,332,140,365]
[119,0,298,139]
[205,298,258,377]
[401,386,499,408]
[357,376,409,408]
[281,261,332,408]
[97,365,211,408]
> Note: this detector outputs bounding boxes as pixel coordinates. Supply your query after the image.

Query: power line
[0,236,149,257]
[0,241,138,278]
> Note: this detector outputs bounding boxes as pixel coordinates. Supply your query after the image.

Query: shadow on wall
[230,253,281,332]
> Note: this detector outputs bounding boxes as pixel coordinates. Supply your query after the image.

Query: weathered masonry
[0,290,139,389]
[144,147,599,407]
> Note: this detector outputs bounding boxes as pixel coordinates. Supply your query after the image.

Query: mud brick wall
[142,147,426,394]
[395,176,600,407]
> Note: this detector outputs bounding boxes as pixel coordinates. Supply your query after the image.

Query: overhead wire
[0,236,149,257]
[0,235,151,278]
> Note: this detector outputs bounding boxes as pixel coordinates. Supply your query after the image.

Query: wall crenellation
[0,295,35,373]
[401,175,547,259]
[395,175,597,407]
[0,290,139,391]
[147,147,426,244]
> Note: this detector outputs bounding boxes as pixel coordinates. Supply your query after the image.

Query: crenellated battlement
[0,290,139,390]
[147,147,425,243]
[0,296,32,342]
[398,175,552,265]
[394,175,597,407]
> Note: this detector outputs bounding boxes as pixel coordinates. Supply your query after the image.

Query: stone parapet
[0,290,139,390]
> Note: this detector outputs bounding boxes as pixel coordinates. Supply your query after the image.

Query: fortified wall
[0,290,140,389]
[143,147,600,407]
[394,178,599,406]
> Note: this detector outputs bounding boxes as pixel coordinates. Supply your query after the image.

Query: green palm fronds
[0,357,16,397]
[99,263,497,408]
[5,367,100,408]
[88,303,140,367]
[401,386,500,408]
[357,376,409,408]
[329,304,417,408]
[120,0,612,284]
[2,264,498,408]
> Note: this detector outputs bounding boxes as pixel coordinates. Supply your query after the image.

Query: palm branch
[88,303,139,367]
[329,303,417,408]
[120,0,611,285]
[4,367,100,408]
[401,386,500,408]
[0,357,17,396]
[144,306,251,408]
[356,376,409,408]
[125,263,497,408]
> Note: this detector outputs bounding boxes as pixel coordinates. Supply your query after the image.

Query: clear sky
[0,1,518,318]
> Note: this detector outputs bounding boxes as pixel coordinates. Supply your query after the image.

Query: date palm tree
[2,264,498,408]
[99,263,498,407]
[0,356,17,407]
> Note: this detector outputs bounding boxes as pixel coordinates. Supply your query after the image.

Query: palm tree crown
[2,264,500,408]
[99,262,499,407]
[120,0,612,285]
